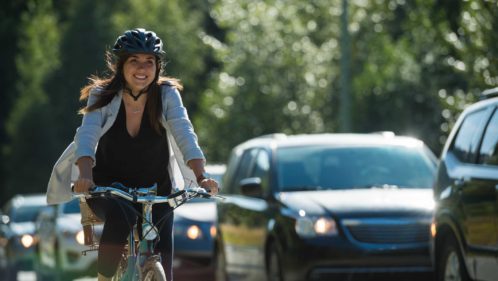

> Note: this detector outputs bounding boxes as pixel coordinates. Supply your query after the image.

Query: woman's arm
[74,89,104,164]
[74,156,95,193]
[73,88,103,193]
[163,85,218,194]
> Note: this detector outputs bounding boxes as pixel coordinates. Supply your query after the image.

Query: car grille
[342,218,430,244]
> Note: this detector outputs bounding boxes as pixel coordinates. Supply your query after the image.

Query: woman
[47,28,218,281]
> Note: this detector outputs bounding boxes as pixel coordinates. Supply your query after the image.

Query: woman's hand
[200,178,219,196]
[73,177,95,193]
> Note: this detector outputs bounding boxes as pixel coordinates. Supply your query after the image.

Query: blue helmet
[112,28,164,57]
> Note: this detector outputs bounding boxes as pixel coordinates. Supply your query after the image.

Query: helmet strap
[124,85,149,101]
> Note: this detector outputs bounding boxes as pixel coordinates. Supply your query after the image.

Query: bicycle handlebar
[74,184,213,208]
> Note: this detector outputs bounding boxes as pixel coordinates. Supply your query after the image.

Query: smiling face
[123,53,157,93]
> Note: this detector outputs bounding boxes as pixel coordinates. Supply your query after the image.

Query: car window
[63,199,81,214]
[10,205,46,223]
[277,146,435,191]
[478,108,498,166]
[451,109,490,163]
[249,149,271,194]
[230,148,258,194]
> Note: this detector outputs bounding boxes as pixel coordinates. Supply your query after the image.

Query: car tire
[267,243,283,281]
[215,242,229,281]
[438,235,470,281]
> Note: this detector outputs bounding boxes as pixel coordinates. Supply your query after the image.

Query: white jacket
[46,84,205,204]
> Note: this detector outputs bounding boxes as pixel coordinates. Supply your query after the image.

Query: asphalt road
[18,271,97,281]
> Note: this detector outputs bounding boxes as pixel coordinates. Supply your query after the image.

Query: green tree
[112,0,211,115]
[3,0,60,201]
[199,0,341,161]
[45,0,120,149]
[200,0,498,162]
[0,2,29,202]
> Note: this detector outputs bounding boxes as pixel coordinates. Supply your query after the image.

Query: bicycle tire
[142,258,167,281]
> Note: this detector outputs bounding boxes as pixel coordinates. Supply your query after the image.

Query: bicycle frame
[120,200,158,280]
[76,184,211,281]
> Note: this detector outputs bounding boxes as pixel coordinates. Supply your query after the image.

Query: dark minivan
[216,133,437,281]
[433,88,498,281]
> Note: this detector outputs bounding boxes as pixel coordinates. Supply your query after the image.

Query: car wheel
[438,235,470,281]
[215,242,229,281]
[267,243,283,281]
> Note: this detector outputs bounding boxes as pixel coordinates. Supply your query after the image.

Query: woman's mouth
[134,74,147,80]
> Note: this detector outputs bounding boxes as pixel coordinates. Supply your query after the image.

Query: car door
[446,106,496,280]
[219,147,269,279]
[473,106,498,279]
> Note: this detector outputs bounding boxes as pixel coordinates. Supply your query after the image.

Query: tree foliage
[3,0,60,199]
[0,0,497,202]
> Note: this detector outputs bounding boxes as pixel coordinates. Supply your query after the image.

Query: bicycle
[75,183,216,281]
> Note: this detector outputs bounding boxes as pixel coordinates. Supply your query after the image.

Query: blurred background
[0,0,497,279]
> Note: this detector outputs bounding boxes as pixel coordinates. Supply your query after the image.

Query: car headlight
[210,225,217,238]
[295,216,338,238]
[75,230,85,245]
[186,225,203,240]
[20,234,35,248]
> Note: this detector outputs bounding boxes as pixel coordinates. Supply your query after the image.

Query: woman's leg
[88,197,137,278]
[153,203,175,281]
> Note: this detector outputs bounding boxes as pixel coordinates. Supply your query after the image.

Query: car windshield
[277,145,436,191]
[11,205,46,223]
[62,199,81,214]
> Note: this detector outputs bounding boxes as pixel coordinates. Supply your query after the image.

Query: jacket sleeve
[74,88,104,165]
[163,85,205,163]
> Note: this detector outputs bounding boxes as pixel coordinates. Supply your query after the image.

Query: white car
[35,198,102,281]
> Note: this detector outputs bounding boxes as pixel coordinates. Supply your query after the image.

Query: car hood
[174,201,216,222]
[57,213,83,232]
[276,188,434,217]
[9,222,36,235]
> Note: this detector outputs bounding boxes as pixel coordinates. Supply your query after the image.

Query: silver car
[0,193,47,281]
[35,198,102,281]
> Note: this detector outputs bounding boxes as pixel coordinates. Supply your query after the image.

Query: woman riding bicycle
[47,28,219,281]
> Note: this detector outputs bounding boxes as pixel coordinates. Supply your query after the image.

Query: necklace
[124,102,144,114]
[129,108,142,114]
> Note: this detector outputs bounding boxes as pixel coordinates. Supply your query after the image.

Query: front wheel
[143,259,167,281]
[438,235,470,281]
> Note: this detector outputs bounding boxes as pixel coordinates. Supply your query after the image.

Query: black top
[93,100,172,195]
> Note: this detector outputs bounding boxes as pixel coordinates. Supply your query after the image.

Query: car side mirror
[239,177,263,198]
[1,215,9,225]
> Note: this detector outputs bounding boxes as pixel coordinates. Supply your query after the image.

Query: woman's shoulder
[89,86,105,96]
[159,77,183,91]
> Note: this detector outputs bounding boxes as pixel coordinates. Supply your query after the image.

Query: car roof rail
[479,87,498,100]
[370,131,395,137]
[256,133,287,140]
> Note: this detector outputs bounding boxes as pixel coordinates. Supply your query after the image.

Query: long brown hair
[79,51,183,134]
